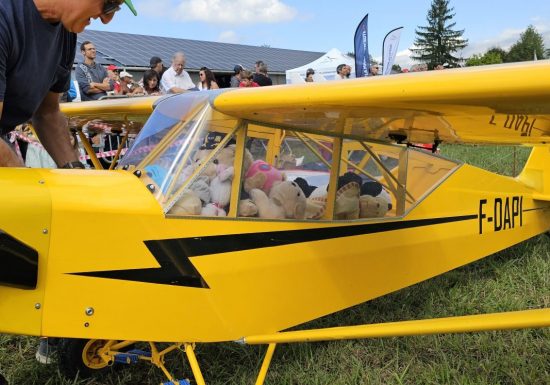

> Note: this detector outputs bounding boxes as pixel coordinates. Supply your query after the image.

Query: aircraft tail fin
[517,146,550,201]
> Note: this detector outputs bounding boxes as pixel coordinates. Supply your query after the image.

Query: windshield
[119,91,240,208]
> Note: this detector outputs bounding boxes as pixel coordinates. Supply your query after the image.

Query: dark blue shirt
[0,0,76,134]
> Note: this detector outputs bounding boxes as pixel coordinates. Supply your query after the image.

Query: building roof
[77,30,325,74]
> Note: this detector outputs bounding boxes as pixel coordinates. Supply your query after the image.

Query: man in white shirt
[160,52,195,93]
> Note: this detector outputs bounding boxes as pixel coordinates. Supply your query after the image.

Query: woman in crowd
[197,67,219,90]
[142,69,162,95]
[239,70,259,87]
[197,67,220,91]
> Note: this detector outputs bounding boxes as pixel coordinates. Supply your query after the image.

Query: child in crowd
[239,70,259,88]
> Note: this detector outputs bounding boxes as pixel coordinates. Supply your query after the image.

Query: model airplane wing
[61,95,161,133]
[213,61,550,145]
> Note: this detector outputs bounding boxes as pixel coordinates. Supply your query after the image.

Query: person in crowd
[107,64,122,94]
[239,70,259,87]
[0,0,138,369]
[197,67,220,90]
[160,52,195,93]
[75,41,114,101]
[119,71,144,95]
[411,63,428,72]
[0,0,136,169]
[150,56,165,79]
[335,64,351,80]
[368,64,380,76]
[434,64,445,70]
[139,56,165,87]
[305,68,315,82]
[60,81,78,103]
[230,65,244,87]
[253,60,273,86]
[142,69,162,95]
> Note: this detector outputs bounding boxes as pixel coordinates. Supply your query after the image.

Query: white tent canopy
[285,48,355,84]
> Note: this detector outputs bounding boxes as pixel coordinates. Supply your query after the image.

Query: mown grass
[1,145,548,385]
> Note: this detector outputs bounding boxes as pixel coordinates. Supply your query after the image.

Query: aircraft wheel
[57,338,115,379]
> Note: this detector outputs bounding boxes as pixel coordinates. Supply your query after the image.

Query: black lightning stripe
[69,215,478,288]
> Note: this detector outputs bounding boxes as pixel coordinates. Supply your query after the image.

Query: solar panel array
[77,30,325,74]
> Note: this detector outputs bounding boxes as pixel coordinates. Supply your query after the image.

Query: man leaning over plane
[0,0,137,168]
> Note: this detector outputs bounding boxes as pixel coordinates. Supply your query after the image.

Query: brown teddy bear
[249,180,306,219]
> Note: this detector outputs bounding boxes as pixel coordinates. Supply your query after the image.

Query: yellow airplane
[0,61,549,385]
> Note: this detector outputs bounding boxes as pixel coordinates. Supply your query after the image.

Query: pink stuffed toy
[244,160,284,194]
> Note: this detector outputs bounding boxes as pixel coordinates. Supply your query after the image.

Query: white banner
[382,27,403,75]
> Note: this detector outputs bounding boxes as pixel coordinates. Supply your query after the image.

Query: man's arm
[168,86,186,93]
[0,101,25,166]
[32,92,79,167]
[90,77,112,92]
[160,71,185,93]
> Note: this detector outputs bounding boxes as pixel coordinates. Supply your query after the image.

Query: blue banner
[354,13,369,78]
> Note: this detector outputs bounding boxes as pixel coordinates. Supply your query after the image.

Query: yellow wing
[213,61,550,145]
[61,95,161,133]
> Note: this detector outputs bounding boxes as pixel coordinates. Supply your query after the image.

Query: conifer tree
[506,25,546,62]
[411,0,468,68]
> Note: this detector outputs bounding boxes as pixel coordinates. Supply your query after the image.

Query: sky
[91,0,550,68]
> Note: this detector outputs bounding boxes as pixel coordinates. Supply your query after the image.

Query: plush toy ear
[244,172,267,193]
[238,199,258,217]
[294,200,306,219]
[305,197,326,219]
[169,191,202,216]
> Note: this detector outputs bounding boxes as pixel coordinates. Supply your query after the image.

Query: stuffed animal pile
[167,133,391,220]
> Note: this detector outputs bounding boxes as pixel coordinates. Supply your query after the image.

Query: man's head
[370,64,380,76]
[56,0,137,34]
[336,64,351,78]
[150,56,163,73]
[119,70,133,83]
[256,62,268,75]
[254,61,265,74]
[305,68,315,82]
[234,65,243,75]
[171,52,186,75]
[80,41,97,61]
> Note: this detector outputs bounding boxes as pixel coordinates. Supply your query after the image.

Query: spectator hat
[150,56,162,67]
[107,64,118,71]
[119,71,133,78]
[233,65,243,74]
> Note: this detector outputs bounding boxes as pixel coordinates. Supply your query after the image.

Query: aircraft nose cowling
[0,167,52,336]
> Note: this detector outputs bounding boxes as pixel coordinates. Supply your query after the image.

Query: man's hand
[32,92,79,167]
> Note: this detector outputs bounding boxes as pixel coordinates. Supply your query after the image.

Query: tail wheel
[58,338,115,379]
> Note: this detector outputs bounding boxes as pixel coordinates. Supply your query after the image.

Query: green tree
[411,0,468,68]
[506,25,546,62]
[486,47,508,62]
[465,51,503,66]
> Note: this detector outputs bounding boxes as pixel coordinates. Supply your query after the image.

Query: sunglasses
[103,0,122,15]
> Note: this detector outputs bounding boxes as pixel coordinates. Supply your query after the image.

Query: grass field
[1,145,548,385]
